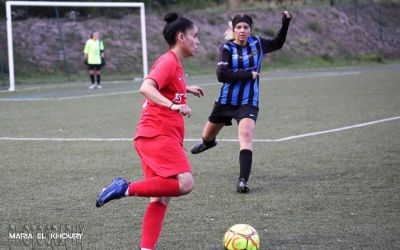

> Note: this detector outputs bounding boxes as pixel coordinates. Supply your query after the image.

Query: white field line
[273,115,400,142]
[265,71,360,81]
[0,71,360,101]
[0,90,141,101]
[1,116,398,143]
[7,79,143,92]
[0,137,131,141]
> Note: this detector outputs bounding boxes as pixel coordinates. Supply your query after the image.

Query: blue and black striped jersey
[216,18,290,107]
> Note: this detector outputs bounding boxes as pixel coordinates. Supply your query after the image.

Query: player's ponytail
[224,22,234,40]
[163,12,194,46]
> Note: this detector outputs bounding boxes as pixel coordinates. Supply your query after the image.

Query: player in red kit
[95,12,203,250]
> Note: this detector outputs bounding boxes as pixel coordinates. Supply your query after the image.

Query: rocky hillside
[0,3,399,75]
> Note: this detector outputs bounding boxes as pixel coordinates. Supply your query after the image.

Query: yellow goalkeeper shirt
[84,39,104,65]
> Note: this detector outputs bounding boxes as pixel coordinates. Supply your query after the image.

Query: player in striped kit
[191,11,292,193]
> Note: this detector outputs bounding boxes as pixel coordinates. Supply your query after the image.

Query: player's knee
[240,129,253,141]
[180,180,194,195]
[178,174,194,195]
[150,197,170,206]
[181,184,194,195]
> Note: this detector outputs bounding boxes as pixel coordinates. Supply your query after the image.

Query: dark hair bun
[164,12,179,23]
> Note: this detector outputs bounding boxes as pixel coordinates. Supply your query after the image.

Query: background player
[191,11,292,193]
[84,31,105,89]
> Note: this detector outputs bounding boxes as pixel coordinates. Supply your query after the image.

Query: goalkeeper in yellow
[84,31,105,89]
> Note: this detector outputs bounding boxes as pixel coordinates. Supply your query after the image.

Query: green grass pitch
[0,64,399,249]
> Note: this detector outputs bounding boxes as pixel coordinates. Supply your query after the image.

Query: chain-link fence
[2,0,398,19]
[144,0,399,11]
[0,0,399,87]
[1,4,146,86]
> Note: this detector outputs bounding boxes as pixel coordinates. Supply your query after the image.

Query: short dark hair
[163,12,194,46]
[90,31,98,39]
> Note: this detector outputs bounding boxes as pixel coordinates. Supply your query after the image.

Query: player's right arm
[83,40,91,59]
[140,79,191,117]
[216,47,258,83]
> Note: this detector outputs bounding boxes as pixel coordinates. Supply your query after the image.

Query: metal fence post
[54,6,70,79]
[0,52,5,87]
[378,4,382,41]
[354,0,358,23]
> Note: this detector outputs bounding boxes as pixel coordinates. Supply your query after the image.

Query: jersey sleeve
[216,44,253,83]
[83,40,90,54]
[146,57,174,90]
[260,17,291,54]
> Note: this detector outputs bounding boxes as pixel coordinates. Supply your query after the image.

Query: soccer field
[1,64,399,249]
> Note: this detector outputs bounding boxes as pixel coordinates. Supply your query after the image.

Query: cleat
[96,84,102,89]
[89,84,96,90]
[96,177,128,207]
[236,178,250,193]
[190,140,217,154]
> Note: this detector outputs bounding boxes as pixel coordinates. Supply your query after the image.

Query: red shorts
[134,135,191,178]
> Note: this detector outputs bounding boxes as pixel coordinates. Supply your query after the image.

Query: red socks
[128,177,179,248]
[128,176,180,197]
[141,201,167,249]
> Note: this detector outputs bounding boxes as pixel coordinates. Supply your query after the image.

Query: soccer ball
[224,224,260,250]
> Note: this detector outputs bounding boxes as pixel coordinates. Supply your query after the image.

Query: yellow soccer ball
[224,224,260,250]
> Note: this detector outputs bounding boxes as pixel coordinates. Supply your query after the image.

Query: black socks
[239,149,252,181]
[90,75,95,84]
[90,75,101,84]
[96,75,101,84]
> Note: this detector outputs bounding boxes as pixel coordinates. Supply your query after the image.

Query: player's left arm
[100,40,105,58]
[261,10,292,54]
[186,85,204,97]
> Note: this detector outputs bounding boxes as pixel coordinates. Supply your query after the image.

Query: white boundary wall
[6,1,148,91]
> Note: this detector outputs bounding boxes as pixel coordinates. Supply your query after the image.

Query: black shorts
[208,103,259,126]
[88,64,102,70]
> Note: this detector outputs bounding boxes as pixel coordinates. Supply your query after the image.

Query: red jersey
[135,50,187,143]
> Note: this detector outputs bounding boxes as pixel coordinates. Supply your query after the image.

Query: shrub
[298,37,311,46]
[307,20,323,33]
[357,53,384,63]
[321,53,334,63]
